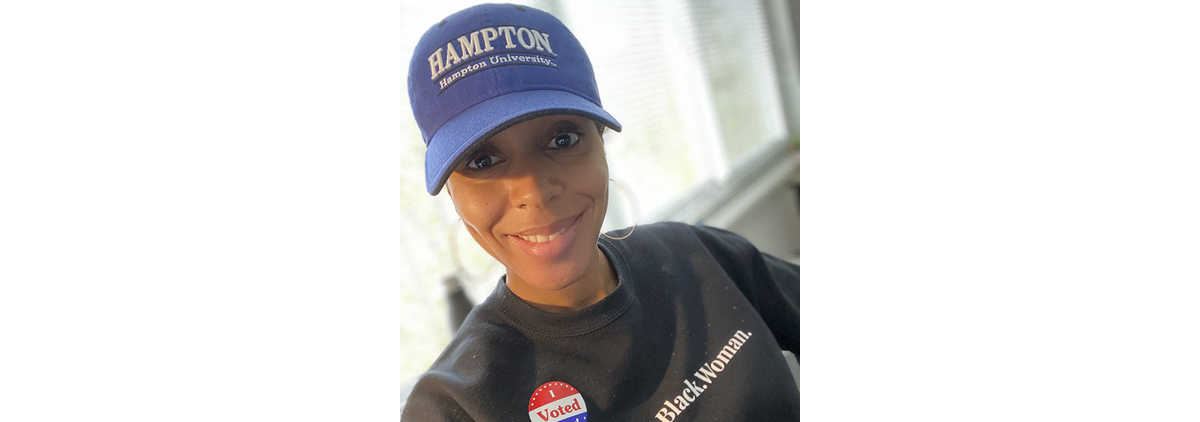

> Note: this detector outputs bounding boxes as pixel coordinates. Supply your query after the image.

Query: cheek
[448,180,506,258]
[580,151,610,217]
[463,222,501,262]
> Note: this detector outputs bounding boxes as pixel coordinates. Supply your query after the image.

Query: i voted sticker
[528,381,588,422]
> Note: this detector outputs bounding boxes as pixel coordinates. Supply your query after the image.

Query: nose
[508,160,563,209]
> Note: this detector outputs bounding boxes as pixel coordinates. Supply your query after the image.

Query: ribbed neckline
[492,237,633,338]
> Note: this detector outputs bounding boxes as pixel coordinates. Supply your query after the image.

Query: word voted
[534,397,582,421]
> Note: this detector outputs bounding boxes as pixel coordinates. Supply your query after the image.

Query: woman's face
[445,114,610,293]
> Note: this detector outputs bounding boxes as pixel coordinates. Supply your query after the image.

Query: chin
[506,218,601,292]
[517,265,588,292]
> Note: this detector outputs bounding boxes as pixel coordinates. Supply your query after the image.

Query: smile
[515,226,569,243]
[506,212,584,260]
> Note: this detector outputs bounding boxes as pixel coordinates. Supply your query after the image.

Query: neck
[505,246,618,313]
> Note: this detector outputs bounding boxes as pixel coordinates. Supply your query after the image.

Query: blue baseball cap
[408,3,622,195]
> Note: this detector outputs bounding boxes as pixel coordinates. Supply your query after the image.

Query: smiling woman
[402,3,798,421]
[447,115,618,313]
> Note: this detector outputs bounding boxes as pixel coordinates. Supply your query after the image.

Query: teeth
[517,226,568,243]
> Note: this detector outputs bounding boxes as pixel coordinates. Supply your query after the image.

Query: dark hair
[595,122,607,135]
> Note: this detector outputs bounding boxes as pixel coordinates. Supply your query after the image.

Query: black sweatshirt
[401,222,799,421]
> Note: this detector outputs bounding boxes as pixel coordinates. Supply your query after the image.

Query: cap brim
[424,89,622,195]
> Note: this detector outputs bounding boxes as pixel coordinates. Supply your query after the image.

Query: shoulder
[401,303,530,421]
[608,220,741,246]
[430,300,532,375]
[614,221,758,259]
[603,221,762,278]
[605,220,689,243]
[402,370,470,421]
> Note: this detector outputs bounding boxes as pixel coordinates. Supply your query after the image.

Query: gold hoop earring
[601,178,640,240]
[448,218,498,282]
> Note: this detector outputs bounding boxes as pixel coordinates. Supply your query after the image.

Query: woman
[402,4,798,421]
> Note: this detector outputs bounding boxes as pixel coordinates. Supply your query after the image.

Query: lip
[506,212,584,261]
[510,213,581,237]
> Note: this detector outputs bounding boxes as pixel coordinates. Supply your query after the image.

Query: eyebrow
[544,118,583,136]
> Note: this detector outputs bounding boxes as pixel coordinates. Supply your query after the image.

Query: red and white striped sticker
[528,381,588,422]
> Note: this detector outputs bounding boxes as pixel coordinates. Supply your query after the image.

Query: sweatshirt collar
[493,238,633,337]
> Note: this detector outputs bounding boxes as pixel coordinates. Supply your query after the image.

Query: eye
[547,132,581,150]
[465,153,502,171]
